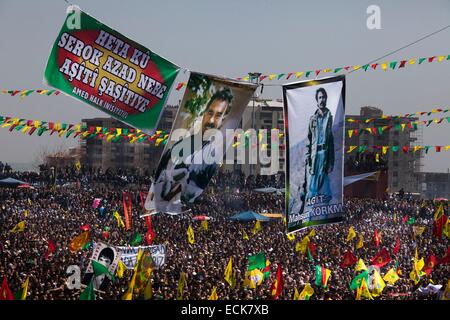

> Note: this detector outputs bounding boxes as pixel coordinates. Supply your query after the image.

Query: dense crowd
[0,167,448,300]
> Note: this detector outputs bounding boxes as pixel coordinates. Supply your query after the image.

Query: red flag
[423,254,438,275]
[145,215,156,245]
[307,242,316,258]
[0,277,14,300]
[139,191,148,209]
[101,230,110,240]
[433,215,447,239]
[270,264,284,300]
[122,191,132,230]
[393,237,400,256]
[371,247,391,267]
[402,215,409,223]
[440,247,450,265]
[374,229,381,247]
[45,240,56,261]
[80,224,90,232]
[340,251,357,268]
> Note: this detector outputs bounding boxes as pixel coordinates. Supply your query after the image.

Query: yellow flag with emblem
[355,259,368,272]
[287,233,296,241]
[434,204,444,221]
[356,234,364,250]
[208,286,218,300]
[293,288,300,300]
[299,283,314,300]
[295,236,310,254]
[412,226,426,239]
[122,249,142,300]
[243,269,264,289]
[253,220,262,235]
[383,268,400,285]
[346,226,356,242]
[10,221,25,233]
[356,277,373,300]
[224,257,233,286]
[371,270,386,297]
[187,225,195,245]
[116,259,126,279]
[307,229,316,237]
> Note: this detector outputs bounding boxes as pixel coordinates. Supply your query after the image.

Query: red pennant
[399,60,407,68]
[315,70,321,76]
[393,237,400,255]
[286,73,294,79]
[0,277,14,300]
[428,56,436,63]
[435,146,442,152]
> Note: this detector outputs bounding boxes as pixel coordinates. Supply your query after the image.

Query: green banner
[44,8,180,133]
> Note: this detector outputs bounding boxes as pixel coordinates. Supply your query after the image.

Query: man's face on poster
[201,98,229,133]
[98,253,112,269]
[317,90,327,110]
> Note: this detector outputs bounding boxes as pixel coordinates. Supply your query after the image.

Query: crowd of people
[0,166,448,300]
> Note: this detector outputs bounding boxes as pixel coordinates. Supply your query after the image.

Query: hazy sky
[1,0,450,172]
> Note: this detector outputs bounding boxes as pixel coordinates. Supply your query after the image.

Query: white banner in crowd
[117,244,167,269]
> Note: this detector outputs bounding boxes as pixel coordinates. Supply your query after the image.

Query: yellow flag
[20,277,29,300]
[356,234,364,250]
[253,220,262,235]
[357,277,373,300]
[243,269,264,289]
[346,226,356,242]
[224,257,233,286]
[23,210,29,218]
[295,236,310,254]
[412,226,426,238]
[116,260,126,279]
[69,231,89,253]
[74,160,81,171]
[122,271,137,300]
[443,218,450,238]
[383,268,400,285]
[308,229,316,237]
[177,272,187,300]
[11,221,25,233]
[208,286,218,300]
[27,198,32,206]
[287,233,296,241]
[187,225,195,245]
[299,283,314,300]
[355,259,368,272]
[113,211,125,228]
[143,277,153,300]
[293,288,300,300]
[201,220,208,231]
[442,280,450,300]
[242,229,249,240]
[434,204,444,221]
[371,270,386,297]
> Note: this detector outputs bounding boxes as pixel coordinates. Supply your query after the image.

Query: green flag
[80,280,96,300]
[91,260,116,283]
[350,271,369,290]
[248,252,266,271]
[130,232,142,246]
[407,217,416,225]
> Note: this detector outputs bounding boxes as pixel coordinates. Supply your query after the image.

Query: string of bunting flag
[2,54,449,96]
[346,145,450,154]
[347,115,450,138]
[0,115,170,146]
[173,53,450,90]
[346,108,449,123]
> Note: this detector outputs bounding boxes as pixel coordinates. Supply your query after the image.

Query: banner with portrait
[81,241,121,292]
[117,244,167,269]
[143,72,257,216]
[283,75,345,233]
[44,7,180,133]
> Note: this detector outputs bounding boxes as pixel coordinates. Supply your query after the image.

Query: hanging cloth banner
[44,6,180,133]
[143,72,257,216]
[283,75,346,233]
